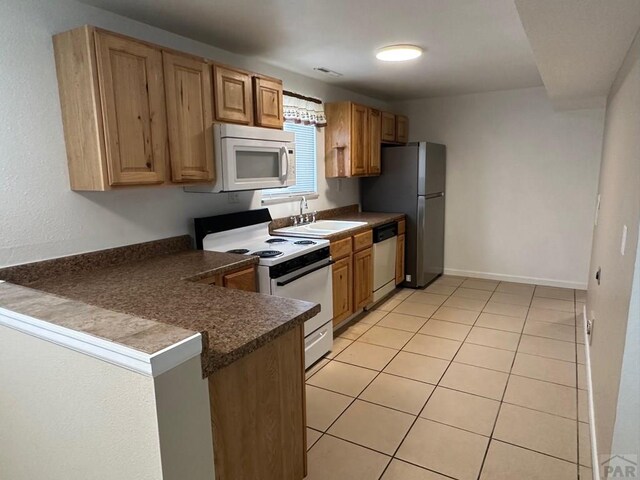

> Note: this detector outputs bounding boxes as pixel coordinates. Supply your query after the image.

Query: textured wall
[0,0,388,267]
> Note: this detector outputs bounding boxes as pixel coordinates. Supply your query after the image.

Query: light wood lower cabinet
[396,233,406,285]
[332,256,353,326]
[209,325,306,480]
[198,265,257,292]
[353,247,373,309]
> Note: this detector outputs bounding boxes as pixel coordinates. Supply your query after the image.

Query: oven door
[221,137,295,191]
[271,258,334,336]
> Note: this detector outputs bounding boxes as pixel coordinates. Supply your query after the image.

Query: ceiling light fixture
[376,45,423,62]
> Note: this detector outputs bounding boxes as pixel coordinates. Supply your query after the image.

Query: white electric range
[194,209,333,368]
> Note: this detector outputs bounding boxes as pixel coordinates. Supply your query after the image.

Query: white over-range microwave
[186,124,296,193]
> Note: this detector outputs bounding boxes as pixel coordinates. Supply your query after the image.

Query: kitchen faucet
[290,196,315,226]
[299,196,308,216]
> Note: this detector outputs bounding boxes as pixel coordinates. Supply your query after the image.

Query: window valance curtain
[283,91,327,127]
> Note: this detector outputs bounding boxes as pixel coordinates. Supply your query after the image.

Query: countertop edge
[0,291,202,378]
[201,302,321,377]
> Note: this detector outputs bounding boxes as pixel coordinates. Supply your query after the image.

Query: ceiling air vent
[314,67,343,78]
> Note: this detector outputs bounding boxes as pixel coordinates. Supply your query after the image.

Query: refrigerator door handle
[416,196,426,286]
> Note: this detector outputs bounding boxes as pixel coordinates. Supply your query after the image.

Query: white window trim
[261,122,319,205]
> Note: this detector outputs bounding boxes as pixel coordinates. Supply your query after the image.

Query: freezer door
[416,194,445,287]
[418,142,447,196]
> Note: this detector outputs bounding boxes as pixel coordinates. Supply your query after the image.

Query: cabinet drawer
[330,237,352,260]
[397,219,406,235]
[353,230,373,252]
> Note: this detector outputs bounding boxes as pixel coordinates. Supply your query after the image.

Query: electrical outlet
[227,192,239,204]
[405,274,412,282]
[621,224,628,255]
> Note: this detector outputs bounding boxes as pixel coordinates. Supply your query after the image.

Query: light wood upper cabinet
[94,31,167,186]
[162,51,214,183]
[396,114,409,143]
[381,111,396,142]
[253,76,284,129]
[54,25,282,191]
[213,65,253,125]
[353,247,373,309]
[351,104,369,176]
[325,102,382,178]
[368,108,381,175]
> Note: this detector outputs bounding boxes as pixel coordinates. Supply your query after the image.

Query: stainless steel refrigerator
[361,142,446,288]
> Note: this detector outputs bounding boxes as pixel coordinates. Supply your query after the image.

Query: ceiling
[515,0,640,110]
[78,0,543,101]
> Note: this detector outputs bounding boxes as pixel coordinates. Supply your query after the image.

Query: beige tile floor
[305,276,592,480]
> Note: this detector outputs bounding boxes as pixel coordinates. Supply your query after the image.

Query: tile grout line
[474,280,536,480]
[311,287,440,472]
[307,278,582,478]
[378,278,482,480]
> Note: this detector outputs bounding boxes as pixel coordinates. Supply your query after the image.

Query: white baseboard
[443,268,587,289]
[582,305,600,480]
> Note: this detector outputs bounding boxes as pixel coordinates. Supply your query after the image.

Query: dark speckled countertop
[0,239,319,377]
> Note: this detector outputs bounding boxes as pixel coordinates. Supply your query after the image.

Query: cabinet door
[353,247,373,309]
[94,31,166,185]
[396,233,406,285]
[381,112,396,142]
[163,52,214,182]
[368,108,381,175]
[253,76,284,129]
[213,65,252,124]
[222,266,257,292]
[350,104,368,176]
[396,115,409,143]
[332,256,353,326]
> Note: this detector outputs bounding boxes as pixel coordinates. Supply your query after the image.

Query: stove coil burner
[226,248,250,254]
[252,250,284,258]
[294,240,316,245]
[265,238,288,244]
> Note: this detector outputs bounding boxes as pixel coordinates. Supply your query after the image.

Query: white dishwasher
[371,222,398,304]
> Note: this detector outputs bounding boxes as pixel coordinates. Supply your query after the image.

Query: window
[262,122,317,201]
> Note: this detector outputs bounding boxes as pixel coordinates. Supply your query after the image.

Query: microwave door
[222,138,290,190]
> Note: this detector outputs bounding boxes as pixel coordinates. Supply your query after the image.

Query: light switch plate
[621,225,628,255]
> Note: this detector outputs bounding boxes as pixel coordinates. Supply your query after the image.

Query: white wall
[611,222,640,463]
[586,27,640,461]
[394,87,605,288]
[0,323,163,480]
[0,0,389,267]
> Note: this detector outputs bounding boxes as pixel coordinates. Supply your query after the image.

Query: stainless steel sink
[272,220,368,238]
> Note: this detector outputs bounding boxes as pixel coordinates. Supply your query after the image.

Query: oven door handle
[276,259,334,286]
